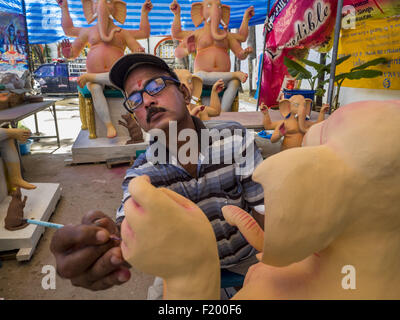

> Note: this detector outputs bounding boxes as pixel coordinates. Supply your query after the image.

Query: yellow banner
[337,15,400,90]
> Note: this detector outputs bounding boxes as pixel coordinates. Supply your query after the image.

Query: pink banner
[259,0,338,107]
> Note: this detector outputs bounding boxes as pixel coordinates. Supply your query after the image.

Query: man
[50,53,264,298]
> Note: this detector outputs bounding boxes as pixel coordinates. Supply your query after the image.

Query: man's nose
[142,91,157,108]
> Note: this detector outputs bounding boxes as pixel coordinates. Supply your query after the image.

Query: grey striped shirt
[116,117,265,268]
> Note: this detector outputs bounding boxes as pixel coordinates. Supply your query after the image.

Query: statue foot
[10,178,37,190]
[233,71,248,83]
[106,123,117,138]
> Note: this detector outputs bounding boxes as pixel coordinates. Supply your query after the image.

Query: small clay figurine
[118,113,144,144]
[4,187,28,231]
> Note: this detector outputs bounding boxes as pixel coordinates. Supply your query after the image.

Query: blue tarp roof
[0,0,275,44]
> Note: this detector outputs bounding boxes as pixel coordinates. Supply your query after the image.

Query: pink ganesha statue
[57,0,153,138]
[170,0,254,112]
[120,100,400,299]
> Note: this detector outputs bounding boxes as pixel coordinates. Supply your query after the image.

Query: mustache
[146,106,167,123]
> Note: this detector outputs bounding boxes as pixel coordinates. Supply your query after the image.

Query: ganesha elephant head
[191,0,230,41]
[82,0,127,42]
[174,69,203,102]
[279,95,313,133]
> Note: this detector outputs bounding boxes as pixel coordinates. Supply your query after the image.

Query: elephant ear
[278,99,291,118]
[112,0,127,25]
[191,2,204,27]
[253,145,354,267]
[191,75,203,100]
[82,0,97,24]
[221,4,231,26]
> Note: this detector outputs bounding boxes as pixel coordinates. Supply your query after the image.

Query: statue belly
[194,47,231,73]
[86,45,124,73]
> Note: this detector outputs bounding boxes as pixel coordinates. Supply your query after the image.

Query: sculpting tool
[22,219,121,241]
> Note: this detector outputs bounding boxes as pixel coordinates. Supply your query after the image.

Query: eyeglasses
[123,76,180,113]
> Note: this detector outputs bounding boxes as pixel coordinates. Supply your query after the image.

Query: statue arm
[170,0,191,40]
[228,33,253,60]
[128,0,153,40]
[234,6,255,43]
[123,30,145,53]
[64,30,89,59]
[208,80,223,117]
[270,122,284,143]
[58,0,82,37]
[174,32,196,59]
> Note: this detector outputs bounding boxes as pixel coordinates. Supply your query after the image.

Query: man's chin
[148,112,173,130]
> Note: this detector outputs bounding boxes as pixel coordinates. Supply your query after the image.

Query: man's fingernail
[118,272,129,282]
[96,230,108,242]
[111,256,122,265]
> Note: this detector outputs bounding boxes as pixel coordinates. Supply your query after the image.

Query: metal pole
[21,0,33,73]
[256,0,272,111]
[327,0,344,114]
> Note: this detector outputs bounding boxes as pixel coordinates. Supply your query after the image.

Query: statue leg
[194,72,242,112]
[0,136,36,190]
[87,81,117,138]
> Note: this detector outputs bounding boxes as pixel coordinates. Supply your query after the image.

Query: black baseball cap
[109,53,179,92]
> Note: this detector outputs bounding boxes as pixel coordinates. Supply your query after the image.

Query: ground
[0,92,258,300]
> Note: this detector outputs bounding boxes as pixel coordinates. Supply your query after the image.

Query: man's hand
[50,211,131,291]
[142,0,153,13]
[170,0,181,15]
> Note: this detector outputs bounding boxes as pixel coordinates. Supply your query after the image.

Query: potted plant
[284,54,388,110]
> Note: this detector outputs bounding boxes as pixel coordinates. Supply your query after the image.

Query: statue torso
[85,25,126,73]
[194,28,231,73]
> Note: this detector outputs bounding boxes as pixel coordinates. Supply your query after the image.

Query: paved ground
[0,93,259,300]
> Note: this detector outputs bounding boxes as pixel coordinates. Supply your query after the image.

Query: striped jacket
[116,117,265,267]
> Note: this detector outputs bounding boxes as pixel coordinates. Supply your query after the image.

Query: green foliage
[284,55,389,105]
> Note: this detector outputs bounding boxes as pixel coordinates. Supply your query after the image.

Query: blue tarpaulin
[0,0,274,44]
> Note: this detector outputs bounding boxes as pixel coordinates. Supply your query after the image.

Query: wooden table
[211,110,322,131]
[0,100,60,147]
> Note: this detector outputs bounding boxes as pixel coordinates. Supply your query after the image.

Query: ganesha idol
[57,0,153,138]
[120,100,400,299]
[170,0,254,112]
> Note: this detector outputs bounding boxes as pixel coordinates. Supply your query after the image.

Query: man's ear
[179,82,191,105]
[253,145,355,267]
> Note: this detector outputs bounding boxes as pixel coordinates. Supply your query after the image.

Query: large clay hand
[186,34,196,53]
[121,175,220,299]
[222,205,264,253]
[50,211,131,291]
[142,0,153,13]
[170,0,180,15]
[61,39,72,58]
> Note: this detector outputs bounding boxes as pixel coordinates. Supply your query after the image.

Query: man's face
[124,65,191,132]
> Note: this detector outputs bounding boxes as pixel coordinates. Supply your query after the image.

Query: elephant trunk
[298,102,310,134]
[210,5,227,41]
[97,0,120,43]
